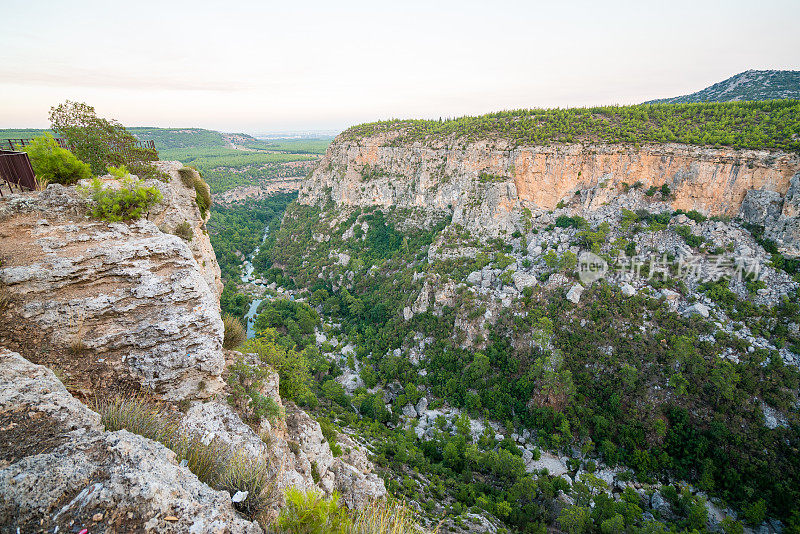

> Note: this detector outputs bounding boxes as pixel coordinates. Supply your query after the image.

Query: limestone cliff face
[300,133,800,253]
[0,170,225,400]
[152,161,223,298]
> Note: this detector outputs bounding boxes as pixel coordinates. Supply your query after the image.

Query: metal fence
[2,137,70,150]
[0,150,37,196]
[1,138,158,161]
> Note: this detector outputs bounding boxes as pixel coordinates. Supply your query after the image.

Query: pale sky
[2,0,798,134]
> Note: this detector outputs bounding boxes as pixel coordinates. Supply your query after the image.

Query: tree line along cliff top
[340,100,800,152]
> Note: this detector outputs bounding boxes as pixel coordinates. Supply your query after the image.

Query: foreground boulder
[0,348,261,533]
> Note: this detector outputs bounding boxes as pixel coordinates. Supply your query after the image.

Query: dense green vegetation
[161,146,316,193]
[0,128,54,140]
[343,100,800,152]
[254,201,800,532]
[254,138,332,154]
[22,134,91,185]
[207,193,296,281]
[128,127,236,150]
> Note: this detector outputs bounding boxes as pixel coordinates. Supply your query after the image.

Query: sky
[1,0,798,134]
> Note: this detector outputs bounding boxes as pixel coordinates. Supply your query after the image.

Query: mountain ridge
[645,69,800,104]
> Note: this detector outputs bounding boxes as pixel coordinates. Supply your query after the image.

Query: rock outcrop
[300,135,800,254]
[0,349,261,534]
[181,356,386,511]
[0,172,226,400]
[152,161,223,298]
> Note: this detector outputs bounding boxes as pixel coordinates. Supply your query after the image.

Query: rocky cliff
[0,165,386,532]
[0,165,225,400]
[301,135,800,254]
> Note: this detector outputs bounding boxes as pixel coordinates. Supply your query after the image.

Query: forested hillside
[229,103,800,533]
[344,100,800,152]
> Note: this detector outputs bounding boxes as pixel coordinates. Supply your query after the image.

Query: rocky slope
[301,137,800,255]
[272,123,800,532]
[0,164,387,532]
[0,348,262,534]
[645,69,800,104]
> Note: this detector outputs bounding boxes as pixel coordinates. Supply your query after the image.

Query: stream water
[241,226,270,338]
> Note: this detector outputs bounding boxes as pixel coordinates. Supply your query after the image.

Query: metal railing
[0,150,37,196]
[2,137,70,150]
[1,138,159,161]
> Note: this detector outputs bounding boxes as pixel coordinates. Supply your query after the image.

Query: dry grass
[223,314,246,349]
[98,396,178,444]
[217,449,278,521]
[0,286,10,312]
[178,167,211,218]
[96,396,278,523]
[173,221,194,241]
[35,176,50,191]
[68,336,88,355]
[67,314,88,354]
[349,499,429,534]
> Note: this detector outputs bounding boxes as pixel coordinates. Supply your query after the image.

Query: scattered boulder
[525,451,569,477]
[402,404,418,418]
[620,282,636,297]
[684,303,710,318]
[566,283,584,304]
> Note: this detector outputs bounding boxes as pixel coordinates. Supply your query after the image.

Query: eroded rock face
[0,350,261,534]
[151,161,223,298]
[301,136,800,254]
[0,180,225,400]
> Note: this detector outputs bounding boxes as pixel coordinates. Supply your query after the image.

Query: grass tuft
[217,449,277,521]
[96,396,277,524]
[223,314,246,349]
[173,220,194,241]
[98,397,179,445]
[349,499,425,534]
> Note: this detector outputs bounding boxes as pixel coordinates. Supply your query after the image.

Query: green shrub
[23,134,91,185]
[555,215,588,229]
[173,221,194,241]
[82,175,162,222]
[178,167,211,218]
[226,357,282,424]
[277,488,350,534]
[223,314,246,349]
[49,100,159,177]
